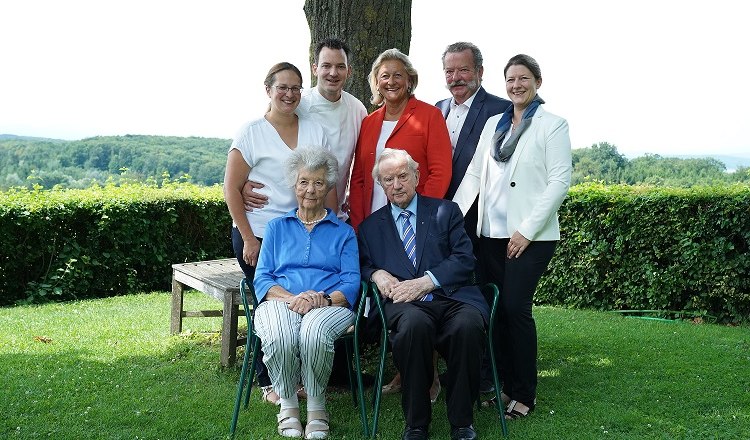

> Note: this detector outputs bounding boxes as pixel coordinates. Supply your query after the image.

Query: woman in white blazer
[453,54,572,420]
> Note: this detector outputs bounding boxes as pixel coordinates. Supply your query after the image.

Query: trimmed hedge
[0,183,231,305]
[538,183,750,323]
[2,182,749,322]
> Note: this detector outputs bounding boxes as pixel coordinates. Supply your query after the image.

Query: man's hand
[391,276,435,303]
[241,180,269,212]
[371,270,399,299]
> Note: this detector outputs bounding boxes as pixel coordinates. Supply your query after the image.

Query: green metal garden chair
[367,281,508,438]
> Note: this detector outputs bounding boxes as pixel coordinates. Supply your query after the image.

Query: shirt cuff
[425,270,440,288]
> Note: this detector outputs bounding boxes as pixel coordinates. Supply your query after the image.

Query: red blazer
[349,97,452,230]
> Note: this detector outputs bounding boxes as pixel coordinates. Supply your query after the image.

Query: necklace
[297,210,327,225]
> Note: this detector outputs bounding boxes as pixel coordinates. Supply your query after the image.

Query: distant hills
[618,149,750,172]
[672,154,750,172]
[0,133,67,143]
[1,134,748,190]
[4,133,747,170]
[0,134,230,189]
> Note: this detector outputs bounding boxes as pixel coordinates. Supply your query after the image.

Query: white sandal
[261,385,281,406]
[277,408,303,438]
[304,410,329,439]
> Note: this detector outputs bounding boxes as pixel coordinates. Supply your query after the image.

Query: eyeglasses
[273,85,303,95]
[379,172,413,187]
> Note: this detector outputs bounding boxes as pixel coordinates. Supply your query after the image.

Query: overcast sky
[2,0,748,158]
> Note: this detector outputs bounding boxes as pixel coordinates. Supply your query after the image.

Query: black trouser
[384,297,485,429]
[463,198,484,283]
[478,236,556,408]
[232,227,271,387]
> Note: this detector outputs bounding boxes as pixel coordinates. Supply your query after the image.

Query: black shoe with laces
[450,425,478,440]
[402,425,429,440]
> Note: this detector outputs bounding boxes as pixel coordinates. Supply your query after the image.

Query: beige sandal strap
[277,408,302,438]
[304,410,329,439]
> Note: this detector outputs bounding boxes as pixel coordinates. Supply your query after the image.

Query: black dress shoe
[450,425,478,440]
[402,426,429,440]
[478,373,496,393]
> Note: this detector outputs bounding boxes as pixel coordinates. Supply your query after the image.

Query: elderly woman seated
[253,147,360,439]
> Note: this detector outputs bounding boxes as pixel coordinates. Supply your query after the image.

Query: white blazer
[453,106,572,241]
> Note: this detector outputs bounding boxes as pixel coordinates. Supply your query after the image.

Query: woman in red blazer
[349,48,452,230]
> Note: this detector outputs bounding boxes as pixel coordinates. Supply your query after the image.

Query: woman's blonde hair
[367,48,418,106]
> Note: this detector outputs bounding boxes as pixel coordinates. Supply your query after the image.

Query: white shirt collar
[450,88,479,109]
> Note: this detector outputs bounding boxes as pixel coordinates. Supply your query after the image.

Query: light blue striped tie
[400,210,432,301]
[399,211,416,266]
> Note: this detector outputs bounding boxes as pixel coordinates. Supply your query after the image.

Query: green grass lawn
[1,291,748,439]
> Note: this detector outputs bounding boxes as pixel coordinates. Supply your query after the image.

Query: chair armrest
[239,278,259,329]
[353,281,369,328]
[368,282,388,329]
[480,283,500,330]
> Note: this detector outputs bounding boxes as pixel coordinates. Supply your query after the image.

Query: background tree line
[572,142,750,187]
[1,135,748,190]
[0,135,229,189]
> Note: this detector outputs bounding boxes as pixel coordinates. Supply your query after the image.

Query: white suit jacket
[453,106,572,241]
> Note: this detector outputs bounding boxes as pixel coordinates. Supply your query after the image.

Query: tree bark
[303,0,412,111]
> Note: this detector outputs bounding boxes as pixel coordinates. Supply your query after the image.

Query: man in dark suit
[436,43,511,394]
[358,148,488,440]
[436,42,511,200]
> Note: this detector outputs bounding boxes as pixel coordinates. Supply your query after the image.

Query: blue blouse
[253,208,361,309]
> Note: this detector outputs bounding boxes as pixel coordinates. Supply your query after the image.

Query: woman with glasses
[224,62,334,408]
[453,54,572,420]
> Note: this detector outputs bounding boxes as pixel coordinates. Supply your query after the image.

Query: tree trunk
[303,0,412,111]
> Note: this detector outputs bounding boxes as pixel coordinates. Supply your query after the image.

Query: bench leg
[170,276,184,334]
[222,291,239,367]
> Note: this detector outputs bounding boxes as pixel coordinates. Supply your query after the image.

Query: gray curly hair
[284,147,339,189]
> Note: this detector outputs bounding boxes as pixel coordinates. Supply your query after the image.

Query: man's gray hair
[371,148,419,182]
[284,147,339,189]
[442,41,483,70]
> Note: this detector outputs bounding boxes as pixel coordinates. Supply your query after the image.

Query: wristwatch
[322,293,332,306]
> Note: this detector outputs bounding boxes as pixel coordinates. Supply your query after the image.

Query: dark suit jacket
[357,194,489,321]
[349,97,452,231]
[436,87,511,199]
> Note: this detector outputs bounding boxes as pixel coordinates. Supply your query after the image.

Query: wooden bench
[171,258,245,367]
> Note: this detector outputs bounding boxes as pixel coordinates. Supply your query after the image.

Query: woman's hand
[242,237,260,266]
[286,290,326,315]
[507,231,531,259]
[300,290,328,309]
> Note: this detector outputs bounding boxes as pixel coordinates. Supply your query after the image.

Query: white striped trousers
[254,300,355,398]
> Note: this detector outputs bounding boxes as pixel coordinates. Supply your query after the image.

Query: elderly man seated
[357,148,488,440]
